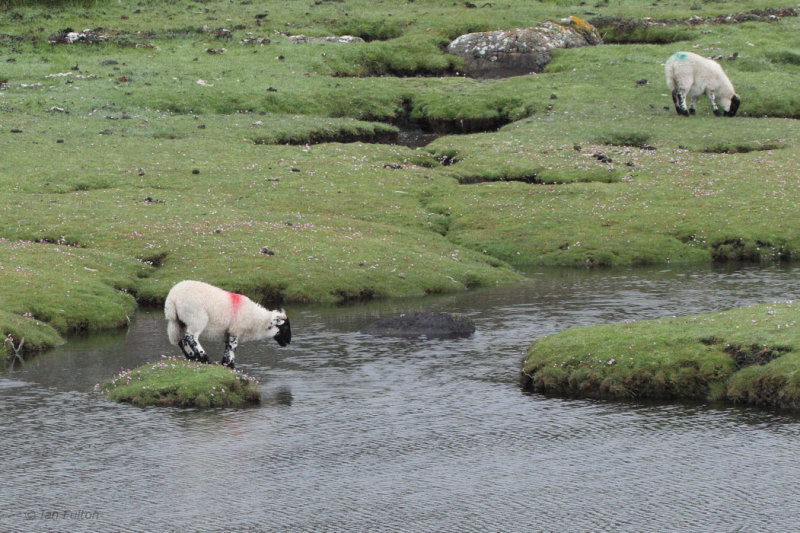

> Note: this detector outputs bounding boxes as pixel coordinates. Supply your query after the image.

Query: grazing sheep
[164,280,291,369]
[665,51,740,117]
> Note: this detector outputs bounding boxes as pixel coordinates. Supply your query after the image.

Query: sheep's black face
[274,317,291,347]
[726,95,740,117]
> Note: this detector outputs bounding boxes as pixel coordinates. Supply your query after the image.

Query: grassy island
[101,357,261,408]
[521,302,800,410]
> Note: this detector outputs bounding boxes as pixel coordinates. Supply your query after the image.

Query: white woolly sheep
[665,51,740,117]
[164,280,291,369]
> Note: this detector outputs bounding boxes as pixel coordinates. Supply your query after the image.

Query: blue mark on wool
[673,52,688,61]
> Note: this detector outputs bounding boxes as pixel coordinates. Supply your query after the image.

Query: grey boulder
[447,17,601,78]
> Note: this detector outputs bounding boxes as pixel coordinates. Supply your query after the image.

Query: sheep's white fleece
[665,51,739,116]
[164,280,285,344]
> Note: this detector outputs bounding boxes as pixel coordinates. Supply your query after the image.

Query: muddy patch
[253,129,397,146]
[454,170,620,185]
[332,287,376,304]
[595,131,655,150]
[389,98,514,143]
[699,142,785,154]
[456,173,545,185]
[709,238,791,263]
[591,7,798,44]
[395,127,441,148]
[725,343,790,370]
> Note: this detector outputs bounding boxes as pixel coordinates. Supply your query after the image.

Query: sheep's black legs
[221,333,238,369]
[709,93,722,116]
[672,90,690,116]
[180,333,208,363]
[177,337,193,359]
[177,331,238,368]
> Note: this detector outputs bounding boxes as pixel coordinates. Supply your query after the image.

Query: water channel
[2,264,800,532]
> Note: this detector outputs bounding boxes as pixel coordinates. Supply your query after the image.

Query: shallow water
[3,264,800,532]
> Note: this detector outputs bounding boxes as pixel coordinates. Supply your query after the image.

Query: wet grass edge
[100,357,261,408]
[520,302,800,410]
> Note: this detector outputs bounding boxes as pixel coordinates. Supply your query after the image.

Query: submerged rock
[361,311,476,338]
[447,16,601,78]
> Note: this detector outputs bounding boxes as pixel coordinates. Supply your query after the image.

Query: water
[3,264,800,532]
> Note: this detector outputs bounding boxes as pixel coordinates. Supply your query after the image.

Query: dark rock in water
[361,312,476,338]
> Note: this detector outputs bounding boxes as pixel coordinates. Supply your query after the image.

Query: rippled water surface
[3,265,800,532]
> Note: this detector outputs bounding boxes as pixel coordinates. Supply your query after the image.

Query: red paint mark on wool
[228,292,244,315]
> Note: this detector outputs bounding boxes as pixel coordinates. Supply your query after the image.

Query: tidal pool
[2,265,800,531]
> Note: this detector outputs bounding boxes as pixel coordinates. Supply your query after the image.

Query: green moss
[522,302,800,409]
[101,357,261,408]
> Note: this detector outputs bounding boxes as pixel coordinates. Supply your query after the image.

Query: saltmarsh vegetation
[1,0,799,391]
[521,302,800,410]
[101,356,261,407]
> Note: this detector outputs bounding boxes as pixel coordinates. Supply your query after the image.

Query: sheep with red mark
[164,280,291,369]
[665,51,740,117]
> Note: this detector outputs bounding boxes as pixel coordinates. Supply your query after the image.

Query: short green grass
[2,0,800,362]
[101,357,261,408]
[521,301,800,409]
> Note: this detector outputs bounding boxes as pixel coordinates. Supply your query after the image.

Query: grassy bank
[101,357,261,407]
[521,302,800,409]
[2,0,800,357]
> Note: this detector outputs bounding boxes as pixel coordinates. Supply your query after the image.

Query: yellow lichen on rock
[567,15,602,44]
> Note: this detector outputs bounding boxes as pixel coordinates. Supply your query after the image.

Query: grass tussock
[595,131,654,149]
[590,17,693,44]
[699,141,784,154]
[101,357,261,408]
[338,17,405,42]
[521,302,800,409]
[251,116,398,145]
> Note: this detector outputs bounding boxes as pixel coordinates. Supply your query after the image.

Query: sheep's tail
[164,293,184,345]
[664,60,677,91]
